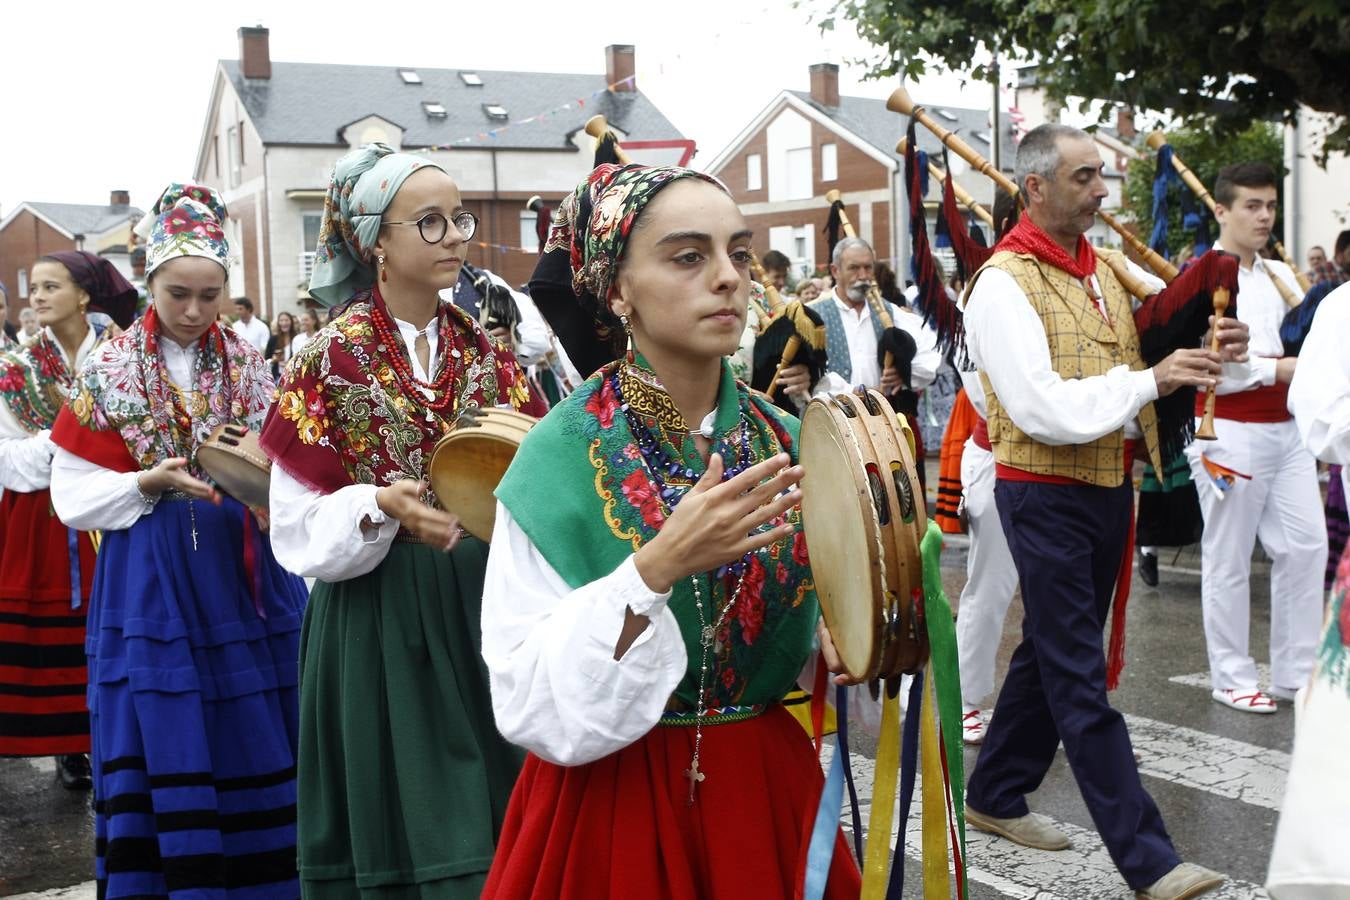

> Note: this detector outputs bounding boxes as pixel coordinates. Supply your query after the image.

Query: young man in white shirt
[230,297,270,353]
[1183,162,1327,715]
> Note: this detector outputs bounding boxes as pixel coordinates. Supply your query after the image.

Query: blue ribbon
[884,672,927,900]
[803,727,847,900]
[836,683,865,864]
[66,527,82,610]
[1148,146,1178,255]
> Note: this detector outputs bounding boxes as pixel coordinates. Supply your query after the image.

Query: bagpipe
[461,262,523,350]
[748,252,829,408]
[822,188,920,415]
[888,85,1240,465]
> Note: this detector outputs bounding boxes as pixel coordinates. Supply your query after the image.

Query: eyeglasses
[384,211,479,244]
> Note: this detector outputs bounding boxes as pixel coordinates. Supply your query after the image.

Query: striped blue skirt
[87,494,307,899]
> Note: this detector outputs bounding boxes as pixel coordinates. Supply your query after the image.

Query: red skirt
[483,704,861,900]
[0,488,93,756]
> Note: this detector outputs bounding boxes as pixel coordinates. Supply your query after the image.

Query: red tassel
[1106,442,1138,690]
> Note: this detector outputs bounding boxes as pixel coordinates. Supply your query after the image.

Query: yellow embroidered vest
[973,249,1162,487]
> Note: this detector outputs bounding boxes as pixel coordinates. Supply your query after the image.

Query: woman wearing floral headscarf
[0,250,136,789]
[49,183,307,898]
[480,163,861,899]
[258,143,543,899]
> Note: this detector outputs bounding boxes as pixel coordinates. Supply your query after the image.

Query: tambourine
[427,407,538,541]
[197,424,271,509]
[798,390,929,682]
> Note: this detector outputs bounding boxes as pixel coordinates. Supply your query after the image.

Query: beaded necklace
[611,366,760,802]
[369,289,464,418]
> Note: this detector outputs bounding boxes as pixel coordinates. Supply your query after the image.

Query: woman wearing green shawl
[260,144,544,899]
[479,164,861,899]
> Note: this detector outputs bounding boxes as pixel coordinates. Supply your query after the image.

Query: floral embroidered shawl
[497,358,818,711]
[259,285,544,497]
[52,309,273,475]
[0,332,80,434]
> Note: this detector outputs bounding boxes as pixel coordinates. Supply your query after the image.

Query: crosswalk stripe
[1126,713,1288,811]
[2,882,95,900]
[1169,665,1274,692]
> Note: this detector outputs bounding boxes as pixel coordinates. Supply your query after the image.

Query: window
[746,153,763,191]
[821,143,838,182]
[785,147,812,200]
[483,104,508,120]
[212,136,220,178]
[422,101,447,118]
[793,227,808,261]
[16,269,27,299]
[520,211,539,253]
[460,72,483,86]
[936,108,959,122]
[398,69,422,84]
[301,211,323,253]
[227,125,240,187]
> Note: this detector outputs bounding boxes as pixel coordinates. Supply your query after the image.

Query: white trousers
[954,439,1020,708]
[1185,418,1327,691]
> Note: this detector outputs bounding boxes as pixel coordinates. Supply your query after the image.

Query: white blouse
[0,325,99,493]
[1287,283,1350,494]
[480,502,687,767]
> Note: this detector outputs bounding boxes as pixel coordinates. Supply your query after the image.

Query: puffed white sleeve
[0,402,57,492]
[49,448,152,532]
[481,502,688,766]
[267,464,400,581]
[965,267,1158,445]
[1288,286,1350,466]
[894,305,941,391]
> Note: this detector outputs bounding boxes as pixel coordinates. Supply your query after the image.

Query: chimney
[605,44,635,92]
[809,63,840,108]
[110,190,130,207]
[239,25,271,80]
[1115,105,1137,141]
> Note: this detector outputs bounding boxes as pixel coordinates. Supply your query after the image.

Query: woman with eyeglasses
[259,144,546,900]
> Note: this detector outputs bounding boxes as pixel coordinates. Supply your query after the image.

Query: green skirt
[297,538,523,900]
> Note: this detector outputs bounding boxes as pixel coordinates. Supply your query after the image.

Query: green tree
[815,0,1350,160]
[1121,121,1284,260]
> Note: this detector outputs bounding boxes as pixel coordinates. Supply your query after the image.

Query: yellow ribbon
[920,671,951,896]
[861,689,902,900]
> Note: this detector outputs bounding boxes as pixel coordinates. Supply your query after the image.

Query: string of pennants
[412,75,637,154]
[468,240,540,256]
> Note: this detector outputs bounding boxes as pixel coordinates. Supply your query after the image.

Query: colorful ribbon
[65,527,82,610]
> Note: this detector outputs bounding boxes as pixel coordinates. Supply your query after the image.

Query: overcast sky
[0,0,1003,216]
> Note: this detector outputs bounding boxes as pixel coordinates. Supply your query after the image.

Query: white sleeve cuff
[1129,367,1160,406]
[613,554,673,618]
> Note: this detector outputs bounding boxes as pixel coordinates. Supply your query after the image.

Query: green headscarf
[308,143,445,307]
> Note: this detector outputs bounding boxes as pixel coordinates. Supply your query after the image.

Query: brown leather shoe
[1135,862,1225,899]
[965,804,1071,851]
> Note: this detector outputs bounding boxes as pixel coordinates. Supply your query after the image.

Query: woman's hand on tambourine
[137,458,221,504]
[633,453,804,594]
[376,478,462,552]
[817,619,868,686]
[1206,315,1250,363]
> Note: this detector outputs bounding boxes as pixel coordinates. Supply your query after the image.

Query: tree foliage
[1121,121,1283,259]
[815,0,1350,161]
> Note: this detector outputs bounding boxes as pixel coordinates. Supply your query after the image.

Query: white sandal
[962,707,987,743]
[1211,688,1277,714]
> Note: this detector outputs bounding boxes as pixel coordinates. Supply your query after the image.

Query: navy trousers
[964,479,1180,890]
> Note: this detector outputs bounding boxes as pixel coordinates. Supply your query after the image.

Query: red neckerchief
[998,214,1097,280]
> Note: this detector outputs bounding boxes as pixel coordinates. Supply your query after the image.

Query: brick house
[0,191,142,319]
[707,63,1017,281]
[193,27,689,318]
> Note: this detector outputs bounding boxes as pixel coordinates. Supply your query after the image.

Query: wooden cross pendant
[685,757,705,805]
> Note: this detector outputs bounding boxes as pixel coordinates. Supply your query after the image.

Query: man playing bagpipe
[961,124,1248,900]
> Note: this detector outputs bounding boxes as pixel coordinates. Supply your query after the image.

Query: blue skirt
[87,494,308,899]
